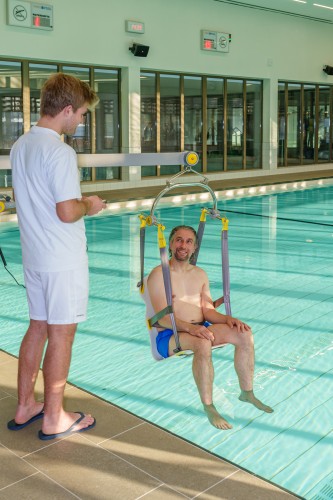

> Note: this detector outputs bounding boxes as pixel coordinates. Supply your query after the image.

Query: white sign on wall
[201,30,231,53]
[7,0,53,30]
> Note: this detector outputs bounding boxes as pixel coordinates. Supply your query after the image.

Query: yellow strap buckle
[138,214,147,228]
[157,223,166,248]
[222,217,229,231]
[200,208,208,222]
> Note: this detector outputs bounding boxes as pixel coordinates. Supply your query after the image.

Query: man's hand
[57,197,106,223]
[225,315,251,333]
[82,196,106,216]
[188,323,215,341]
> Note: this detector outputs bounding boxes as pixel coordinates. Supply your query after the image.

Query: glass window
[29,63,58,127]
[287,83,301,166]
[317,86,330,163]
[245,80,262,169]
[141,72,157,177]
[184,75,202,172]
[0,60,22,187]
[141,73,156,152]
[94,68,120,153]
[62,66,92,155]
[0,60,122,187]
[278,81,333,167]
[160,74,180,176]
[226,79,243,170]
[206,77,224,172]
[278,83,286,166]
[94,166,120,181]
[303,84,316,164]
[62,66,92,181]
[0,61,23,151]
[94,68,120,181]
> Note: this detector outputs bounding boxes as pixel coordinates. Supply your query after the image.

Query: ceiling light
[292,0,307,3]
[313,3,333,10]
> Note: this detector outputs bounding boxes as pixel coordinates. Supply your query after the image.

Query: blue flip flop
[7,408,44,431]
[38,412,96,441]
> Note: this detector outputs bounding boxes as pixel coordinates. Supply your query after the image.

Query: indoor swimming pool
[1,185,333,499]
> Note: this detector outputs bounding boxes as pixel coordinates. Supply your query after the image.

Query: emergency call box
[7,0,53,30]
[201,30,230,53]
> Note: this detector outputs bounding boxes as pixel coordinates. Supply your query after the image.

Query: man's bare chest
[170,274,202,303]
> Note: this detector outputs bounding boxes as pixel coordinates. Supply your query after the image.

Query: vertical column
[121,66,141,182]
[262,78,278,171]
[22,61,31,134]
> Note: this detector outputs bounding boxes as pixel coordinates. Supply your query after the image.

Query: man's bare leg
[209,324,274,413]
[169,334,232,430]
[233,334,273,413]
[14,319,47,424]
[41,323,94,435]
[192,350,232,430]
[210,325,273,413]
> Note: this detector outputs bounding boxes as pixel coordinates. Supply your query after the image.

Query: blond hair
[40,72,99,117]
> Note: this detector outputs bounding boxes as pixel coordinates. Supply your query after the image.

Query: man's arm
[56,195,106,223]
[201,272,250,333]
[201,271,229,324]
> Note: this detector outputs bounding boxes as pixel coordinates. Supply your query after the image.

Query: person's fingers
[226,318,234,329]
[194,326,214,341]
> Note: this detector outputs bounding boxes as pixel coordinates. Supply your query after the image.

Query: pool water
[1,186,333,499]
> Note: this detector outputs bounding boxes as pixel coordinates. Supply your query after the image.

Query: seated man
[147,225,273,430]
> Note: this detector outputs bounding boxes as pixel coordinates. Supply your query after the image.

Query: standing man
[8,73,106,440]
[147,225,273,430]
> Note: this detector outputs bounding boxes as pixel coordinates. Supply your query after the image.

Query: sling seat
[141,276,227,361]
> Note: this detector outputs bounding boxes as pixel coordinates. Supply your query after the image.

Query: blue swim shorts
[156,321,211,358]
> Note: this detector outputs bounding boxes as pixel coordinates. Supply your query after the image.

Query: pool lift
[0,194,15,214]
[138,152,232,360]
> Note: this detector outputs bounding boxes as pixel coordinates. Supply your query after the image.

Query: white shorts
[24,266,89,324]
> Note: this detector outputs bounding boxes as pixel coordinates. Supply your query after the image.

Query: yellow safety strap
[139,214,147,229]
[138,214,148,292]
[222,217,229,231]
[157,223,166,249]
[190,208,209,265]
[200,208,208,222]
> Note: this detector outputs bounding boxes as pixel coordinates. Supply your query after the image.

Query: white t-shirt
[11,126,88,272]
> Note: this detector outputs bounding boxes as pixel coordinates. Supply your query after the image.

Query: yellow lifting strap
[190,208,209,265]
[157,223,166,249]
[200,208,208,222]
[138,214,148,292]
[139,214,147,229]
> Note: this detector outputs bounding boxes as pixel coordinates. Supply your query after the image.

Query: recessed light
[313,3,333,10]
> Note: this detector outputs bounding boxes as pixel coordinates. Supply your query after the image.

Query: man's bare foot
[14,402,44,425]
[203,404,233,430]
[239,390,274,413]
[41,411,95,435]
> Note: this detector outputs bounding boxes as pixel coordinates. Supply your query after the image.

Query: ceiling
[214,0,333,23]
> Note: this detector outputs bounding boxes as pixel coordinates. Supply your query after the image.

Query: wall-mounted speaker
[323,65,333,75]
[129,44,149,57]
